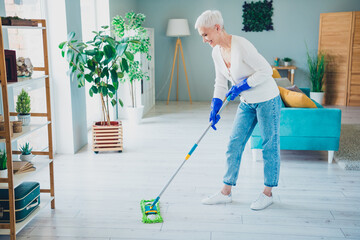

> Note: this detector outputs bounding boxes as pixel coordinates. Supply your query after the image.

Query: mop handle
[150,96,231,209]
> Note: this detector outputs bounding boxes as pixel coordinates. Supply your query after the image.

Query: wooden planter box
[92,121,123,153]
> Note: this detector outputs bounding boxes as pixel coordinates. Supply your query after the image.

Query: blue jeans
[223,95,281,187]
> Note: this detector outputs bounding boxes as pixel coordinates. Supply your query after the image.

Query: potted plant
[0,150,7,178]
[112,12,151,124]
[282,57,292,66]
[16,89,31,126]
[19,142,33,162]
[306,49,327,104]
[59,24,137,153]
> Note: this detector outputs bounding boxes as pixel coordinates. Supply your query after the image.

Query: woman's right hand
[209,98,223,130]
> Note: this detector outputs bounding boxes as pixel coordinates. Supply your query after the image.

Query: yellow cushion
[272,68,281,78]
[278,87,317,108]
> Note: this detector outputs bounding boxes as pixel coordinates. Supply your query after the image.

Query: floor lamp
[166,19,192,104]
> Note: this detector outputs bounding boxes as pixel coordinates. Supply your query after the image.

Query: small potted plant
[16,89,31,126]
[282,57,292,66]
[307,49,327,104]
[19,142,33,162]
[0,150,7,178]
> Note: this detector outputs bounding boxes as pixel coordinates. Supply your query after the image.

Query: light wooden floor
[4,101,360,240]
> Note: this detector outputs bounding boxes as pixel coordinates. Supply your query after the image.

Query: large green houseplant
[306,47,328,104]
[112,12,151,123]
[59,26,136,125]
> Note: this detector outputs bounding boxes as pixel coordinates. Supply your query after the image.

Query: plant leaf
[119,99,124,107]
[91,85,98,94]
[129,39,141,44]
[85,74,93,83]
[58,41,66,49]
[110,69,118,83]
[104,45,116,59]
[111,99,117,106]
[117,72,124,78]
[89,88,94,97]
[102,57,112,66]
[87,59,95,72]
[121,58,129,72]
[108,84,116,93]
[95,51,104,63]
[105,37,116,47]
[67,32,75,41]
[101,67,109,79]
[116,43,128,56]
[102,86,108,96]
[113,80,118,90]
[95,77,100,84]
[125,51,134,61]
[85,49,97,56]
[120,37,129,43]
[66,49,74,63]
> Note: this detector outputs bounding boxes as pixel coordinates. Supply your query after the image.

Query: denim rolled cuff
[223,181,236,186]
[264,183,278,188]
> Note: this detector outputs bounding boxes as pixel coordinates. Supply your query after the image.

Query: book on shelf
[12,161,36,174]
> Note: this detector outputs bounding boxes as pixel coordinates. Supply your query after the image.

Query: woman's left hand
[226,78,251,101]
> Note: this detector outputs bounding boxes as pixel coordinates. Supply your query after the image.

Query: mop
[140,96,231,223]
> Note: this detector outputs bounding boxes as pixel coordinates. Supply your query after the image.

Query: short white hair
[194,10,224,29]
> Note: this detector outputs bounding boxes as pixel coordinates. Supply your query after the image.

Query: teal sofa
[250,88,341,164]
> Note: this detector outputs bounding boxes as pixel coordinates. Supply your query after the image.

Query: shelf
[0,121,51,143]
[1,25,45,30]
[0,157,53,189]
[6,75,48,89]
[0,18,54,239]
[0,194,53,235]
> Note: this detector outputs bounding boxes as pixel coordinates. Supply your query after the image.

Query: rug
[334,124,360,170]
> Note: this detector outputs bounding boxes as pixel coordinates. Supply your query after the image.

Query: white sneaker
[250,193,273,210]
[201,191,232,205]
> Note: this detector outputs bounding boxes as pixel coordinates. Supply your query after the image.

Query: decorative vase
[18,114,31,126]
[20,154,33,162]
[126,105,144,125]
[0,169,7,178]
[310,92,325,105]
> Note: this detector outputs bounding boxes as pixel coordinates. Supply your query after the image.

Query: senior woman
[195,10,281,210]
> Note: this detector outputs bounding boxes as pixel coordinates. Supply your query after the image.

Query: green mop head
[140,199,163,223]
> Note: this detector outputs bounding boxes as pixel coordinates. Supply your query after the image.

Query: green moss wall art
[242,0,274,32]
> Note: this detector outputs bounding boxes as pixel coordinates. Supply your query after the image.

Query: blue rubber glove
[225,78,251,101]
[209,98,223,130]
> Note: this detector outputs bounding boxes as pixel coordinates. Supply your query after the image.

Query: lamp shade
[166,19,190,37]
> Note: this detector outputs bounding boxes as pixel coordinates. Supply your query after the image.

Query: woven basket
[12,121,23,133]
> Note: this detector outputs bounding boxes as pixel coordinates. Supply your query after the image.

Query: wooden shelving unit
[0,19,54,240]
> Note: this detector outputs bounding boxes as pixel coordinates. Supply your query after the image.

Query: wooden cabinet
[319,11,360,106]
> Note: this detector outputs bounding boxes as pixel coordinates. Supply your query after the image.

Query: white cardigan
[212,35,279,103]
